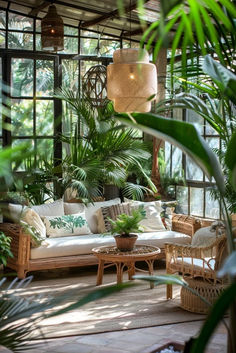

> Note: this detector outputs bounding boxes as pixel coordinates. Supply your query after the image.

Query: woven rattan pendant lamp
[107,48,157,113]
[41,4,64,52]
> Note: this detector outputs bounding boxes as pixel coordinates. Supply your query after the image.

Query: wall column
[151,48,167,195]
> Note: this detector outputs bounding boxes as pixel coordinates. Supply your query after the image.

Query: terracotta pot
[114,233,138,251]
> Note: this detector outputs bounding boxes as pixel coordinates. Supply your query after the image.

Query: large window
[0,8,139,166]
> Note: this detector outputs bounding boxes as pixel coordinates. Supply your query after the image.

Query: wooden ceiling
[0,0,161,38]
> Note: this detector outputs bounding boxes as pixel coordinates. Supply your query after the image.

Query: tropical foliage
[0,232,13,266]
[108,206,146,236]
[56,89,157,201]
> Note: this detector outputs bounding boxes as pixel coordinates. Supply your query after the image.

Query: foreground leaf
[218,252,236,278]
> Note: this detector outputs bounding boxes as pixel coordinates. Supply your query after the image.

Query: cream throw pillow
[43,212,92,238]
[21,208,47,248]
[64,198,121,233]
[131,204,166,232]
[32,199,64,217]
[8,203,26,222]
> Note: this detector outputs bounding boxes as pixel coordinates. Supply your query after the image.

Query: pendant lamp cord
[129,0,131,47]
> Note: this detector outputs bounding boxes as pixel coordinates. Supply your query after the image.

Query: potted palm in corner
[108,207,146,251]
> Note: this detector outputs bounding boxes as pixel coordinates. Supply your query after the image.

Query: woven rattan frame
[165,218,227,300]
[0,213,197,279]
[180,278,226,314]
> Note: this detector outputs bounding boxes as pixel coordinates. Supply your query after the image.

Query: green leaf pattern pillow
[43,212,92,237]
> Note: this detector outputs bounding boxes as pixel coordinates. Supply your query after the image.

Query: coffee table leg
[128,262,135,280]
[116,262,123,284]
[146,259,154,289]
[96,259,105,285]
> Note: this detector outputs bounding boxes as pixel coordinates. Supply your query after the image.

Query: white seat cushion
[30,230,191,259]
[175,257,216,271]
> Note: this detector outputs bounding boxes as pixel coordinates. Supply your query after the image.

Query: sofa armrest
[171,214,202,237]
[0,223,31,266]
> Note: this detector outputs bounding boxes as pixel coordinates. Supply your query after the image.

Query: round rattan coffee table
[92,244,161,289]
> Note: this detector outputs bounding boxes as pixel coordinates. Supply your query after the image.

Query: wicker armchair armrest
[165,235,226,259]
[171,214,202,237]
[165,242,203,258]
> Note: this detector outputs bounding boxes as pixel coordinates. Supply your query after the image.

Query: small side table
[92,244,161,289]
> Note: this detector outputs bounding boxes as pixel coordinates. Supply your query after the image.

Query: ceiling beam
[122,27,145,37]
[28,1,50,16]
[81,0,149,29]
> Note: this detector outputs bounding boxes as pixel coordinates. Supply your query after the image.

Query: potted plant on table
[108,206,146,251]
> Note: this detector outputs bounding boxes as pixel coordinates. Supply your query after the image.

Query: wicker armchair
[165,220,227,299]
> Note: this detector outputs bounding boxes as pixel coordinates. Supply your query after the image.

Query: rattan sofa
[0,214,202,279]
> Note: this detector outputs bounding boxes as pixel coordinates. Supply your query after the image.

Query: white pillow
[64,198,121,233]
[42,212,92,238]
[63,202,85,215]
[132,205,166,232]
[21,208,46,239]
[124,198,163,214]
[8,203,26,222]
[192,226,218,247]
[32,199,64,217]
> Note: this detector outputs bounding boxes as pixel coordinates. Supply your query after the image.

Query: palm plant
[56,89,156,201]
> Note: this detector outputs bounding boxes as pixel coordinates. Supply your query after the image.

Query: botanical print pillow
[42,212,92,237]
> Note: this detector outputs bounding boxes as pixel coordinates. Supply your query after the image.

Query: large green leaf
[191,282,236,353]
[225,132,236,191]
[116,113,225,194]
[218,251,236,278]
[202,55,236,105]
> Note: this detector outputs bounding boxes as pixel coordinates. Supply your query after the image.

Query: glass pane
[122,40,140,49]
[176,186,188,214]
[36,20,41,32]
[64,26,78,36]
[36,100,54,136]
[36,139,53,163]
[205,121,218,135]
[80,37,98,55]
[173,108,183,121]
[62,36,78,54]
[12,139,34,171]
[11,58,33,97]
[186,109,204,135]
[8,32,33,50]
[11,99,33,136]
[206,136,220,150]
[62,59,79,90]
[0,10,6,29]
[190,187,204,216]
[36,60,54,97]
[99,40,120,56]
[80,60,100,78]
[80,30,98,38]
[0,31,5,48]
[205,137,220,182]
[8,13,33,31]
[164,142,171,176]
[36,34,41,50]
[186,156,203,181]
[205,188,220,219]
[172,146,183,177]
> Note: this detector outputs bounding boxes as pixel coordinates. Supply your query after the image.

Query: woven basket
[180,278,225,314]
